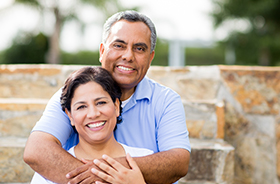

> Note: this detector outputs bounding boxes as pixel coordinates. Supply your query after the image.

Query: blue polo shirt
[33,76,191,153]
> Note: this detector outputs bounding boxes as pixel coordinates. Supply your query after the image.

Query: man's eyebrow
[114,39,127,44]
[134,43,148,49]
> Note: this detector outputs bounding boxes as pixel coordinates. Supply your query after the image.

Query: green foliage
[1,32,48,64]
[211,0,280,66]
[150,39,226,66]
[61,51,100,65]
[185,46,225,66]
[14,0,41,8]
[152,39,169,66]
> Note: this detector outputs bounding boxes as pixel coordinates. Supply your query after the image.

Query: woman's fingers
[91,167,114,183]
[102,154,127,171]
[126,153,138,170]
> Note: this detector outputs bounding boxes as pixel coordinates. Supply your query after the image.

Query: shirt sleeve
[32,88,73,146]
[156,89,191,153]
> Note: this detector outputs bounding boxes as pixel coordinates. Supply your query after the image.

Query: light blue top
[33,76,191,153]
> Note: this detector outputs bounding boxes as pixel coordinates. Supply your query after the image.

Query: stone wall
[0,64,279,184]
[148,65,280,184]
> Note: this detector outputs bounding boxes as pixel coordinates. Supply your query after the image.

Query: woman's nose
[87,106,100,118]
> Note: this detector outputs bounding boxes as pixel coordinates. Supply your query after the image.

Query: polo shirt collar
[122,76,152,112]
[134,76,152,101]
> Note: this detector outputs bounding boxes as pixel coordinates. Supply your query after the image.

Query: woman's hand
[92,153,146,184]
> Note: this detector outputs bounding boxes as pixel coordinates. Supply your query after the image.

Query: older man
[24,10,191,184]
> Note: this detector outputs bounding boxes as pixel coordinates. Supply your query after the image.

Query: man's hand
[92,154,146,184]
[66,160,106,184]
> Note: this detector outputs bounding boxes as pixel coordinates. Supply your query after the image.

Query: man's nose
[122,48,134,62]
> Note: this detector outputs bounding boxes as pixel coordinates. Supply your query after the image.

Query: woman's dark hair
[60,66,122,124]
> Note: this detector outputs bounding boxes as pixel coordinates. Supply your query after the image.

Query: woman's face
[66,81,120,145]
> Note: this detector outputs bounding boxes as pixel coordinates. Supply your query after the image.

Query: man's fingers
[67,173,90,184]
[81,158,90,164]
[66,161,105,184]
[66,164,88,179]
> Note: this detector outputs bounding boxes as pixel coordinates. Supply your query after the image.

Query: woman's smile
[86,121,106,129]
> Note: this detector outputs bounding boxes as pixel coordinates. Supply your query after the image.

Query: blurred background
[0,0,279,66]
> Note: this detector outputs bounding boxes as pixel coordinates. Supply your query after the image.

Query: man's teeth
[118,66,133,71]
[87,121,105,128]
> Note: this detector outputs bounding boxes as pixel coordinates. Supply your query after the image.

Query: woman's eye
[77,105,86,110]
[97,101,106,106]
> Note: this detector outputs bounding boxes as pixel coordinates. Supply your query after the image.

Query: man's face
[99,20,155,92]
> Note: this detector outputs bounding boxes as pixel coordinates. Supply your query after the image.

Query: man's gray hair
[102,10,157,53]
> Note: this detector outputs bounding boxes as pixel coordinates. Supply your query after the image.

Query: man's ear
[149,50,155,65]
[65,109,75,126]
[99,43,105,63]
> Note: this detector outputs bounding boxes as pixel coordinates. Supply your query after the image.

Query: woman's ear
[65,109,75,126]
[114,98,120,117]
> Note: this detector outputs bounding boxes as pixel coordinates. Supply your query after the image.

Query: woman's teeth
[87,121,105,128]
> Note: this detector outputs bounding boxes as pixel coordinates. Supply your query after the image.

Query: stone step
[0,137,234,183]
[0,64,82,99]
[0,98,47,138]
[179,138,235,184]
[0,98,225,140]
[0,137,34,183]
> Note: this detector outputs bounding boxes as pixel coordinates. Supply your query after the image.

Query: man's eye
[113,44,123,48]
[135,47,145,52]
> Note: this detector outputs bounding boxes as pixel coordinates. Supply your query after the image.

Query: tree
[12,0,124,64]
[211,0,280,66]
[2,32,48,64]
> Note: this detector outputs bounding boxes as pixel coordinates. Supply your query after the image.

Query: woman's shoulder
[120,143,154,157]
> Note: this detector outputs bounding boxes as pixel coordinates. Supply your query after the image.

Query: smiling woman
[29,66,153,184]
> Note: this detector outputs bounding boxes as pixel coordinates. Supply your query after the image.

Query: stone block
[219,65,280,115]
[0,64,84,99]
[0,137,34,183]
[183,100,225,139]
[277,115,280,179]
[179,139,234,184]
[147,66,221,101]
[0,98,47,138]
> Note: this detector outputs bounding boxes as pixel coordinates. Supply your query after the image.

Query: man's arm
[23,131,99,183]
[118,148,190,184]
[67,148,190,184]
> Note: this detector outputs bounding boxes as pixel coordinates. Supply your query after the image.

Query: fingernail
[93,159,98,164]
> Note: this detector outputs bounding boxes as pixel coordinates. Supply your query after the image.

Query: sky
[0,0,223,52]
